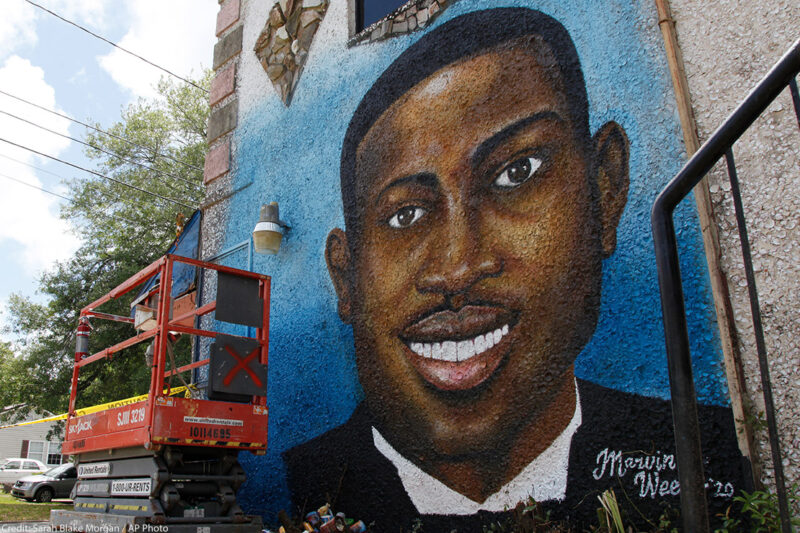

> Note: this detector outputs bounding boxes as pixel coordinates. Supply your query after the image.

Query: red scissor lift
[52,254,270,533]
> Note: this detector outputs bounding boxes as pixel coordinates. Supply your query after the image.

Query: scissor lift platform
[57,254,271,531]
[63,396,269,455]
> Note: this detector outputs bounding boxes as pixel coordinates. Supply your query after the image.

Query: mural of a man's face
[327,35,629,484]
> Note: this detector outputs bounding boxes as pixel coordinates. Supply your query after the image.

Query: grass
[0,492,72,522]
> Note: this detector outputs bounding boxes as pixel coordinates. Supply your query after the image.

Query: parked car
[0,458,48,490]
[11,462,77,502]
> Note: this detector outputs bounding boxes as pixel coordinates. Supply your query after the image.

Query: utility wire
[0,109,203,192]
[0,152,155,211]
[0,151,178,216]
[0,171,139,226]
[23,0,208,94]
[0,89,204,173]
[0,137,195,210]
[0,151,66,179]
[0,171,71,202]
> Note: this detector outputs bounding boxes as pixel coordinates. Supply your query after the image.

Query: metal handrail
[652,38,800,533]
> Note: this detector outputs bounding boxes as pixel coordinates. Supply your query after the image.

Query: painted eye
[388,206,427,228]
[493,156,543,189]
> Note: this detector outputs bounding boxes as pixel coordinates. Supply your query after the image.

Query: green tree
[3,72,210,415]
[0,341,29,416]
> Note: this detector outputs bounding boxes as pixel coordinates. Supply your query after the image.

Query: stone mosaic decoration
[348,0,452,47]
[254,0,329,106]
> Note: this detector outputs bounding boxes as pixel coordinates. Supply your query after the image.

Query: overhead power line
[0,89,204,174]
[0,171,139,226]
[0,152,170,215]
[0,108,202,192]
[0,137,195,210]
[0,171,71,202]
[24,0,208,94]
[0,151,66,179]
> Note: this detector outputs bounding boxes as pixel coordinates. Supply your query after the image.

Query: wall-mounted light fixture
[253,202,290,254]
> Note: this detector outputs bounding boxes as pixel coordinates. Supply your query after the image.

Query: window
[23,461,40,470]
[355,0,408,32]
[348,0,450,47]
[47,463,75,478]
[27,441,45,463]
[2,460,21,470]
[25,440,64,465]
[47,442,64,465]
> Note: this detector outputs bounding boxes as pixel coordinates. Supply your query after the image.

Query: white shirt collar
[372,380,582,515]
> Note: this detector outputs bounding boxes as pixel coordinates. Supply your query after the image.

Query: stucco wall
[200,0,756,527]
[669,0,799,500]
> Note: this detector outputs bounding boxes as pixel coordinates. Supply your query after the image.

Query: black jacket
[284,379,748,532]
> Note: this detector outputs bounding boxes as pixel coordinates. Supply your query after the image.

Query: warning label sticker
[183,416,243,427]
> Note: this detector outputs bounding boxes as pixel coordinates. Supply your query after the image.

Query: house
[0,404,66,470]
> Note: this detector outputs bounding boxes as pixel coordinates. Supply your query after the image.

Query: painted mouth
[407,324,510,362]
[400,305,515,391]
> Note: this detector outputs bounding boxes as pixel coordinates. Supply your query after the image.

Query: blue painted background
[222,0,728,516]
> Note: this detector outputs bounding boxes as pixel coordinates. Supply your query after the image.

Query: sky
[0,0,217,340]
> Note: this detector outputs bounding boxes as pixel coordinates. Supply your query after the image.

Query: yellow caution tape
[0,385,192,428]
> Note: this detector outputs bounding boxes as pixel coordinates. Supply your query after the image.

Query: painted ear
[592,121,630,257]
[325,228,354,323]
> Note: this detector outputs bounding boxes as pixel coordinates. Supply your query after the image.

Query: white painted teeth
[442,341,457,362]
[432,342,443,359]
[408,325,510,362]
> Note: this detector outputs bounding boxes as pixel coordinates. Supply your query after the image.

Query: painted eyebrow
[470,111,563,168]
[375,172,438,204]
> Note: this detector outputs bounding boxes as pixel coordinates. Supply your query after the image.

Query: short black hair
[340,7,590,241]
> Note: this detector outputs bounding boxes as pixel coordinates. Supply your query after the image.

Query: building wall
[0,420,62,465]
[200,0,756,526]
[669,0,799,499]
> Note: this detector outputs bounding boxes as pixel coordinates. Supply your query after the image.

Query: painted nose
[416,207,502,296]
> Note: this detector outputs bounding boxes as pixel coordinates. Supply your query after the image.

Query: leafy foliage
[596,490,626,533]
[0,341,30,416]
[481,498,571,532]
[715,484,800,533]
[3,73,210,415]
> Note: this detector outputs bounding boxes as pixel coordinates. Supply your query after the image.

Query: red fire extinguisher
[75,316,92,360]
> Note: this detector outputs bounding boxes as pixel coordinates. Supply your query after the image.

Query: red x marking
[223,345,263,387]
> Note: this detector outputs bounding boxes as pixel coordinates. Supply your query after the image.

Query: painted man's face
[327,40,629,463]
